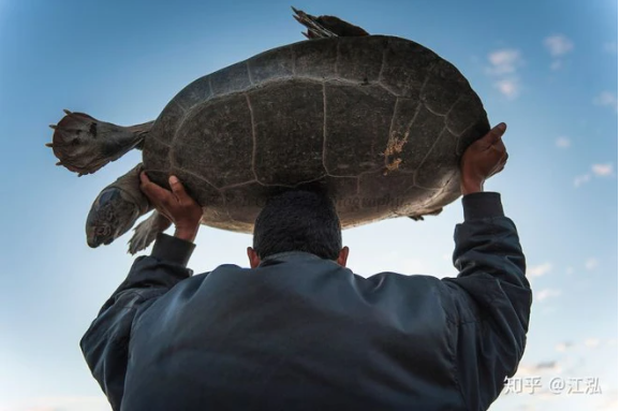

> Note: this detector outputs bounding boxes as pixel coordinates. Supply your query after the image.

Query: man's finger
[140,173,175,202]
[485,122,507,147]
[140,171,151,185]
[169,175,191,203]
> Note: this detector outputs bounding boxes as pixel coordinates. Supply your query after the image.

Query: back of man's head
[252,190,342,260]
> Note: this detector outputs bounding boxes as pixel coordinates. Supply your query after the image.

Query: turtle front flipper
[86,164,152,248]
[292,7,369,39]
[47,110,154,176]
[127,211,172,255]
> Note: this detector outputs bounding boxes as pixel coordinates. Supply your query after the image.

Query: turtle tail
[291,7,369,39]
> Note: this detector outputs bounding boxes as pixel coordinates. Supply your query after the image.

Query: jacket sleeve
[79,233,196,411]
[441,192,532,411]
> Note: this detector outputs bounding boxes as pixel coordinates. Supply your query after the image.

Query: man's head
[247,190,349,268]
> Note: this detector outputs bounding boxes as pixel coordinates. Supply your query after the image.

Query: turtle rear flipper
[292,7,369,39]
[47,110,154,176]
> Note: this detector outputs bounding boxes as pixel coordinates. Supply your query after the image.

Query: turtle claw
[45,143,53,147]
[63,109,72,115]
[49,124,57,129]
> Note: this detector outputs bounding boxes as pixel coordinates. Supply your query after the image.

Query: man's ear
[247,247,261,268]
[336,246,349,267]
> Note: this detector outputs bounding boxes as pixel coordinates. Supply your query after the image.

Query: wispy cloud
[516,360,562,376]
[486,49,523,99]
[555,341,573,352]
[585,258,598,270]
[529,262,552,277]
[494,79,520,99]
[574,164,614,187]
[536,288,562,302]
[487,49,523,75]
[544,35,573,72]
[550,60,563,71]
[592,163,614,176]
[593,91,618,109]
[544,35,574,56]
[555,137,570,148]
[585,338,601,348]
[574,174,591,187]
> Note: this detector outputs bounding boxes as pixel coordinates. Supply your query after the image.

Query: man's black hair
[253,190,342,260]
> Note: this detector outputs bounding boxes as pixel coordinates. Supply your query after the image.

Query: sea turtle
[47,7,489,254]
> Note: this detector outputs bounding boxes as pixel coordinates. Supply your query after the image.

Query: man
[81,122,532,411]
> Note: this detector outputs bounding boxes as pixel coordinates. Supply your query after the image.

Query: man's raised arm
[80,174,202,410]
[441,123,532,410]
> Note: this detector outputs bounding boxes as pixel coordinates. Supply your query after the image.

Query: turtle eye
[96,227,107,236]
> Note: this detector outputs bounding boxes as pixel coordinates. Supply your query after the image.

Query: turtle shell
[142,35,489,232]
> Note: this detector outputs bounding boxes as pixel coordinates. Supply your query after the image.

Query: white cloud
[536,288,562,302]
[585,258,598,270]
[585,338,601,348]
[494,79,520,99]
[487,49,523,75]
[566,266,574,275]
[486,49,523,99]
[574,174,591,187]
[593,91,618,109]
[544,35,574,56]
[529,262,552,277]
[555,137,570,148]
[592,163,613,176]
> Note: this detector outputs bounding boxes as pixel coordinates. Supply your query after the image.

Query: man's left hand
[139,172,202,242]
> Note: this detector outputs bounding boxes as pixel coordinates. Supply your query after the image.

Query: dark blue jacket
[80,192,532,411]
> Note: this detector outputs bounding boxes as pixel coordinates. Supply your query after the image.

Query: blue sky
[0,0,617,410]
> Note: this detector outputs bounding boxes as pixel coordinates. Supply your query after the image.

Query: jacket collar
[258,251,326,267]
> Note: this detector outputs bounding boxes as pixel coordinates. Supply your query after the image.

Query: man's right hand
[460,122,509,195]
[139,172,203,243]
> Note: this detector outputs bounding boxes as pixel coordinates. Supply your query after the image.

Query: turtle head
[86,187,142,248]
